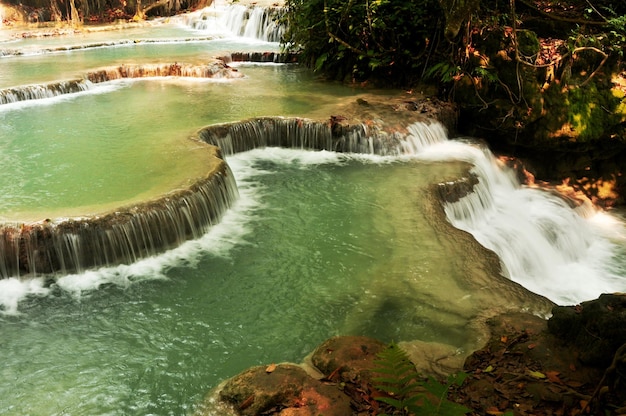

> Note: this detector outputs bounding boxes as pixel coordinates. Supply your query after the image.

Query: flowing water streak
[198,117,626,304]
[0,161,239,279]
[187,3,285,42]
[0,61,241,105]
[401,123,626,305]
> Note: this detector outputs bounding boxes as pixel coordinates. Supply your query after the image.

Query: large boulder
[217,364,352,416]
[548,293,626,367]
[309,335,386,384]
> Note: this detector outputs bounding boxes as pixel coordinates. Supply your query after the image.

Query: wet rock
[548,293,626,367]
[436,174,479,203]
[310,335,386,384]
[217,364,351,416]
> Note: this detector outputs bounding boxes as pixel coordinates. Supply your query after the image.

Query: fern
[372,343,471,416]
[372,342,422,414]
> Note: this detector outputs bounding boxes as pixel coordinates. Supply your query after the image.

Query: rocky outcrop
[548,293,626,367]
[202,301,626,416]
[218,364,352,416]
[201,336,385,416]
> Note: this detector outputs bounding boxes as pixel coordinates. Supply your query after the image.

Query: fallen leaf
[265,363,277,373]
[528,370,546,379]
[486,407,504,415]
[546,371,562,384]
[527,343,537,349]
[484,365,494,373]
[500,335,508,343]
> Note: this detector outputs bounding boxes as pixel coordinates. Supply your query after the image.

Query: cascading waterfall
[0,61,242,106]
[189,3,285,42]
[196,116,415,156]
[0,106,622,304]
[200,117,625,304]
[0,80,93,105]
[401,123,625,304]
[0,154,238,278]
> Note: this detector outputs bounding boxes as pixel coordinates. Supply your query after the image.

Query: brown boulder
[218,364,352,416]
[310,335,386,384]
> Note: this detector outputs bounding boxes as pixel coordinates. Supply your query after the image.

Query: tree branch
[517,0,607,26]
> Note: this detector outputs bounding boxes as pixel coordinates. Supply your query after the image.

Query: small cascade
[0,80,93,105]
[200,3,285,42]
[0,61,242,106]
[227,51,298,64]
[196,116,418,156]
[200,116,623,304]
[0,151,239,278]
[397,124,625,304]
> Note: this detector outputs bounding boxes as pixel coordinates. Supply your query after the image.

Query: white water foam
[403,122,626,305]
[2,125,625,312]
[0,81,124,112]
[181,2,284,42]
[0,147,387,314]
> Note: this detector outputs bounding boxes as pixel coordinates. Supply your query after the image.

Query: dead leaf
[527,343,537,349]
[484,365,494,373]
[486,407,505,415]
[528,370,546,379]
[546,371,562,384]
[500,335,508,343]
[265,363,277,373]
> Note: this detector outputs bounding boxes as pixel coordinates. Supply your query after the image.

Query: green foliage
[424,61,462,84]
[566,83,624,141]
[282,0,442,86]
[372,342,471,415]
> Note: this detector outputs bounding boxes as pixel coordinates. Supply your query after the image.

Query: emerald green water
[0,66,362,221]
[1,154,508,415]
[0,10,570,416]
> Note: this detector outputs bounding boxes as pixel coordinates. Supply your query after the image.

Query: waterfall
[187,3,286,42]
[0,80,95,105]
[196,117,416,155]
[402,123,625,305]
[220,4,284,41]
[2,113,622,304]
[198,117,625,304]
[0,155,239,278]
[0,61,242,106]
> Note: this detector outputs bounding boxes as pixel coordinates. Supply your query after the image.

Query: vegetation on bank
[282,0,626,205]
[2,0,626,199]
[0,0,210,24]
[282,0,626,140]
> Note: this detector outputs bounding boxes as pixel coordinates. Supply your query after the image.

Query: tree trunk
[69,0,82,26]
[50,0,63,22]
